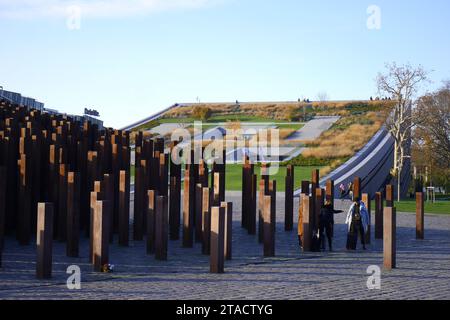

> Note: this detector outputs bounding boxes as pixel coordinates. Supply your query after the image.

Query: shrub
[192,106,212,121]
[284,106,301,122]
[282,155,332,167]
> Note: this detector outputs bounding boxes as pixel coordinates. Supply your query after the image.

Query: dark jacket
[319,205,343,226]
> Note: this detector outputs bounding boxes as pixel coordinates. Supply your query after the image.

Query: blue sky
[1,0,449,128]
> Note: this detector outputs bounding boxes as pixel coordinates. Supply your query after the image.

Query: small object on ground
[102,264,115,273]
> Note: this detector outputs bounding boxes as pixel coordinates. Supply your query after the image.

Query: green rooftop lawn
[137,115,305,131]
[225,164,320,192]
[131,164,321,192]
[131,163,449,214]
[370,199,450,215]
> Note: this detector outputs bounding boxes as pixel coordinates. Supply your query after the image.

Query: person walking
[339,183,346,199]
[345,197,369,250]
[347,182,354,200]
[319,201,343,251]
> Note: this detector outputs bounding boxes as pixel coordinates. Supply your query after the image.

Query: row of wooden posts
[0,100,427,279]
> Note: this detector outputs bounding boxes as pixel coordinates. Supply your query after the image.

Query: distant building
[69,114,104,129]
[42,107,59,115]
[0,88,45,111]
[1,87,103,129]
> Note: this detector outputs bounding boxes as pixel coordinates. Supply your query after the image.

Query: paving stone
[0,197,448,300]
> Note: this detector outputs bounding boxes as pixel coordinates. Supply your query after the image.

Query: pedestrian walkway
[0,195,449,300]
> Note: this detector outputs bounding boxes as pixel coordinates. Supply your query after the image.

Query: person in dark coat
[319,200,343,251]
[345,197,369,250]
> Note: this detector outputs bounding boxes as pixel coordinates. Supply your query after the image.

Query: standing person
[345,197,369,250]
[319,201,343,251]
[347,182,354,200]
[339,183,346,199]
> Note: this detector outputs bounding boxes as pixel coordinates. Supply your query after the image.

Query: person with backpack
[347,182,354,200]
[345,197,369,250]
[319,201,343,251]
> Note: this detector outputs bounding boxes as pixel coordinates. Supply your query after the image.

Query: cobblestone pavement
[0,195,449,300]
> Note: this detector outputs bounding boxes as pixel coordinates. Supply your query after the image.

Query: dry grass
[278,128,297,140]
[302,123,381,159]
[319,158,352,176]
[225,121,242,131]
[163,100,395,121]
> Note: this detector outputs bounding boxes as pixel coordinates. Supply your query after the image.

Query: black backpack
[353,204,361,222]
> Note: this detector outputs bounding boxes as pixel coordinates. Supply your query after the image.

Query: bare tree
[316,91,329,103]
[376,62,429,201]
[415,82,450,172]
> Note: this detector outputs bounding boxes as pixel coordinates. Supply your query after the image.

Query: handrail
[120,104,179,131]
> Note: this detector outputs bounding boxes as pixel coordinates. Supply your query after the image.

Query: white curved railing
[294,126,395,198]
[120,104,180,131]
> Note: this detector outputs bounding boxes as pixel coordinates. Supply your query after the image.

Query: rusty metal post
[258,179,265,243]
[241,157,252,229]
[221,202,233,260]
[0,167,5,267]
[89,187,102,263]
[353,177,361,201]
[375,192,384,239]
[36,203,54,279]
[383,206,396,270]
[202,187,211,255]
[285,165,294,231]
[169,150,181,240]
[66,172,80,257]
[93,200,110,272]
[247,173,257,235]
[18,154,32,245]
[210,206,225,274]
[133,166,144,241]
[416,192,424,240]
[155,195,168,261]
[86,151,98,236]
[314,188,324,231]
[146,190,157,255]
[386,184,394,208]
[212,172,221,207]
[57,164,67,242]
[311,169,319,186]
[195,183,204,243]
[118,170,130,246]
[301,194,313,252]
[310,170,319,233]
[298,181,310,247]
[102,173,115,243]
[111,143,120,233]
[326,180,334,209]
[183,170,195,248]
[263,195,275,257]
